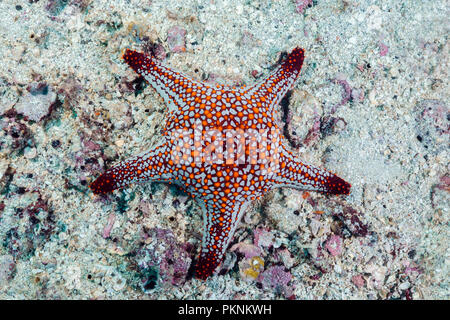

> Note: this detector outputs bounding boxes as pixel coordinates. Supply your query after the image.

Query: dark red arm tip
[122,49,150,74]
[325,175,351,195]
[89,172,117,195]
[282,47,305,73]
[195,254,223,280]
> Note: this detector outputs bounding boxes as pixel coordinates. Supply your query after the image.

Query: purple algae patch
[258,265,293,298]
[294,0,313,14]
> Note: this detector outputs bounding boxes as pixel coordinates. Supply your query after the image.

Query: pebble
[399,282,411,290]
[24,147,37,159]
[325,235,343,256]
[309,219,323,237]
[15,84,56,121]
[115,139,124,147]
[390,67,399,78]
[167,26,186,53]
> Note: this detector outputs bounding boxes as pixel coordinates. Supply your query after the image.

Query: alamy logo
[170,120,282,170]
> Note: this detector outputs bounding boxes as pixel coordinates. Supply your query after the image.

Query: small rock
[254,226,275,248]
[389,67,399,78]
[111,273,126,291]
[368,89,378,106]
[102,213,116,239]
[115,139,124,147]
[0,161,9,180]
[399,282,411,290]
[351,88,365,103]
[351,274,366,288]
[230,241,263,259]
[24,147,37,159]
[167,26,186,53]
[239,256,265,281]
[334,264,342,273]
[0,255,15,285]
[325,235,343,256]
[51,140,61,148]
[275,248,296,269]
[365,264,387,289]
[309,219,323,237]
[15,83,57,121]
[251,70,261,78]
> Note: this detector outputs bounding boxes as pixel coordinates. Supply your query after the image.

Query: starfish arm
[195,199,251,280]
[273,148,351,195]
[122,49,206,112]
[90,141,174,194]
[250,47,305,111]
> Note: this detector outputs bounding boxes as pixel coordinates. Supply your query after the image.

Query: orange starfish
[90,47,351,280]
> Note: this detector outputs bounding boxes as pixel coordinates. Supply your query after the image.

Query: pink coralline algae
[167,26,186,53]
[294,0,313,14]
[351,274,366,288]
[379,42,389,56]
[82,139,101,152]
[325,234,343,256]
[134,228,191,290]
[251,69,262,79]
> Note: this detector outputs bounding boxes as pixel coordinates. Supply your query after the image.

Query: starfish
[90,47,351,280]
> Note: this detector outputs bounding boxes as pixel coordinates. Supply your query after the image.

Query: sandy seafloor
[0,0,448,299]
